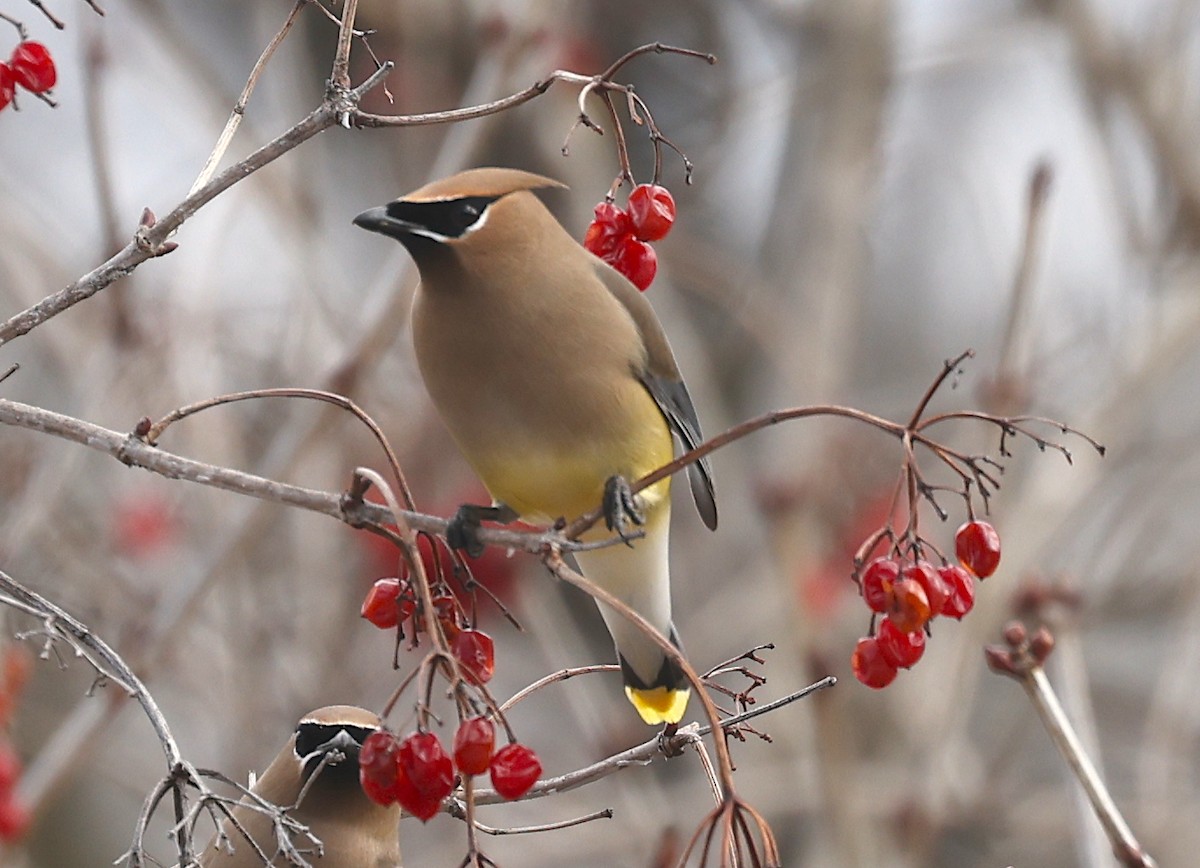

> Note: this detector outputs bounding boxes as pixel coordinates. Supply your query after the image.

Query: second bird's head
[353,167,567,264]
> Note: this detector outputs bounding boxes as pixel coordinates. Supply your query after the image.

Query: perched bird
[199,705,400,867]
[354,168,717,725]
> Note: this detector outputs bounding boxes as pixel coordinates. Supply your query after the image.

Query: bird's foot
[446,503,516,559]
[603,475,644,546]
[658,722,685,758]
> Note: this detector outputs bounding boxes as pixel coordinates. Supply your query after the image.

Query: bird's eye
[455,202,481,228]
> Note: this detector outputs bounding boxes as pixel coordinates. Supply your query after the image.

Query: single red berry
[938,564,975,619]
[627,184,677,241]
[0,796,29,841]
[452,629,496,685]
[876,617,925,668]
[582,201,633,258]
[955,520,1001,578]
[851,636,898,688]
[9,42,56,94]
[489,743,541,799]
[358,730,402,806]
[889,577,931,634]
[905,561,949,617]
[0,743,20,793]
[360,577,414,630]
[0,65,14,112]
[611,236,658,290]
[860,557,899,613]
[396,732,454,821]
[452,716,495,776]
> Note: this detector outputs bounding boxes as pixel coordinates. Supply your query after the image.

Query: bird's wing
[594,261,718,530]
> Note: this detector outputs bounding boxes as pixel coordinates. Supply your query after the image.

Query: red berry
[611,236,658,290]
[360,577,414,630]
[0,65,14,112]
[452,716,495,776]
[955,520,1001,578]
[582,201,633,258]
[358,730,402,806]
[627,184,677,241]
[860,557,899,613]
[904,561,949,617]
[452,629,495,685]
[9,42,56,94]
[876,617,925,668]
[889,577,931,634]
[396,732,454,821]
[0,744,20,793]
[938,564,975,619]
[489,743,541,799]
[0,796,29,841]
[851,636,898,688]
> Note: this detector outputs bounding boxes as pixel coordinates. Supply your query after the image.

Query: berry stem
[1020,665,1157,868]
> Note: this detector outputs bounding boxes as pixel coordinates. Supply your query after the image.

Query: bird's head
[291,705,381,785]
[353,167,568,265]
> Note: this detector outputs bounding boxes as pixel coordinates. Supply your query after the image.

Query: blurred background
[0,0,1195,865]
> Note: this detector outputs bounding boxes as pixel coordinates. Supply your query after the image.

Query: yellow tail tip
[625,686,691,725]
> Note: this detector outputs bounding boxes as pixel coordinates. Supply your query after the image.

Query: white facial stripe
[461,203,490,236]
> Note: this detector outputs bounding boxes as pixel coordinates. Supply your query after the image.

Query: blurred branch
[1041,0,1200,240]
[0,567,198,866]
[987,622,1157,868]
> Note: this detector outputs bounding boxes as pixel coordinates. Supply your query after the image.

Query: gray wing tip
[688,461,718,531]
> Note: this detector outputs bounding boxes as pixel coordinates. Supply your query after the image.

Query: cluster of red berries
[359,721,542,820]
[583,183,677,290]
[1,41,56,112]
[0,647,31,840]
[851,520,1002,688]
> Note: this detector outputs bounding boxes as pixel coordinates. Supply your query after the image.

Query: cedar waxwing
[353,168,717,725]
[199,705,400,867]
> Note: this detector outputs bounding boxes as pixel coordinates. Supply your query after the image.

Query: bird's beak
[301,727,365,779]
[353,206,416,241]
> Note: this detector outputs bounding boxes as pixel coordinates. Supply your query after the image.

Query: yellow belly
[470,417,673,526]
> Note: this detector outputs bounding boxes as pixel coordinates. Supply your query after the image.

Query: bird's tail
[574,513,691,725]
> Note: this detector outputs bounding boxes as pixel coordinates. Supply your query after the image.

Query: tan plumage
[354,168,716,724]
[199,706,400,867]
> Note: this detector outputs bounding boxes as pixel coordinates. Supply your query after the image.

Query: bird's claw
[446,503,516,558]
[603,475,644,546]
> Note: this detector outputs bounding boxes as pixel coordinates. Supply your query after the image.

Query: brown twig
[188,0,308,196]
[987,623,1156,868]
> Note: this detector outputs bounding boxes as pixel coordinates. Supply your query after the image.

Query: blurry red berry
[860,557,898,613]
[10,42,56,94]
[627,184,676,241]
[612,236,658,290]
[452,716,495,776]
[955,520,1001,578]
[452,629,495,685]
[876,617,925,668]
[0,65,14,112]
[0,744,20,793]
[582,201,633,258]
[360,577,414,630]
[0,797,29,841]
[397,732,454,821]
[938,564,975,619]
[905,561,949,616]
[489,743,541,799]
[889,577,931,634]
[358,730,402,806]
[851,636,898,688]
